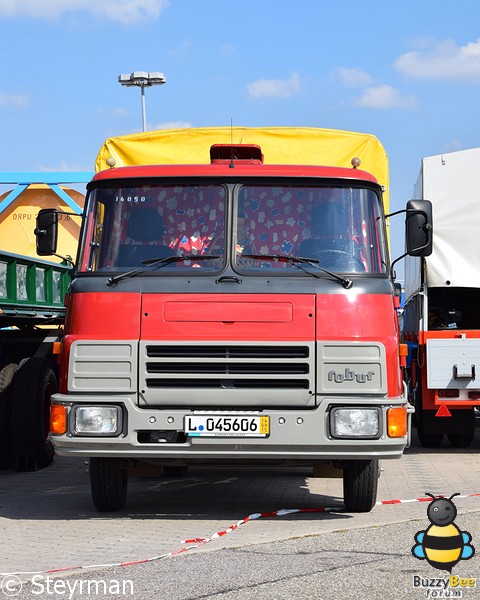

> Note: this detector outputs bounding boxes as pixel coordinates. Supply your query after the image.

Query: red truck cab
[38,129,431,513]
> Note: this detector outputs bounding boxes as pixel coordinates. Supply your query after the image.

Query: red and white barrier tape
[3,493,480,577]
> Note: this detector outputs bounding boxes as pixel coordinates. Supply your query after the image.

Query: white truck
[404,148,480,447]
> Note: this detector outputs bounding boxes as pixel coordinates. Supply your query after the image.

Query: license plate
[185,413,269,437]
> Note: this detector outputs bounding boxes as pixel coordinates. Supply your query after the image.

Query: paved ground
[1,427,480,598]
[5,513,480,600]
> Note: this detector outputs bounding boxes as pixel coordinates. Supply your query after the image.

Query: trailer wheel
[417,425,443,448]
[163,465,189,477]
[90,458,128,512]
[447,432,474,448]
[12,357,56,471]
[414,382,443,448]
[0,363,18,469]
[446,409,475,448]
[343,459,379,512]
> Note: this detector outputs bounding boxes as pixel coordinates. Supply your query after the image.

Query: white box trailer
[404,148,480,448]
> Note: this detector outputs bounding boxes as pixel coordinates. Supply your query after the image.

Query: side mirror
[35,208,58,256]
[406,199,433,257]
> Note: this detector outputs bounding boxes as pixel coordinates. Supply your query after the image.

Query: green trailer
[0,172,90,471]
[0,250,72,470]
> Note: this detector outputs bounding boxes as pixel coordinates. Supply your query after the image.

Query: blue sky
[1,0,480,268]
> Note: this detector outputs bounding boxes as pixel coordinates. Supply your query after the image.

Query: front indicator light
[330,407,380,439]
[387,407,407,437]
[72,405,122,436]
[50,405,67,435]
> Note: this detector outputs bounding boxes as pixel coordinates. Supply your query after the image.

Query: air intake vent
[139,342,315,408]
[145,378,310,389]
[146,345,309,359]
[146,362,309,375]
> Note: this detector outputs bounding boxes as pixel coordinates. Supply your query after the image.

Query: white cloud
[0,0,169,24]
[247,73,301,99]
[395,38,480,81]
[353,84,418,110]
[167,40,194,61]
[0,92,28,108]
[333,67,374,87]
[38,160,92,172]
[109,108,129,118]
[221,44,236,59]
[155,120,192,130]
[440,139,464,154]
[97,107,129,118]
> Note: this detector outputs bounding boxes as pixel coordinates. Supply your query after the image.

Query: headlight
[330,407,381,439]
[72,405,123,436]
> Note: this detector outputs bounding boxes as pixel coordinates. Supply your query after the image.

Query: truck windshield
[235,184,387,274]
[78,183,226,272]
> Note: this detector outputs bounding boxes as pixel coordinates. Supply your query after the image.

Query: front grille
[146,345,309,359]
[146,362,309,375]
[139,342,315,407]
[145,378,310,389]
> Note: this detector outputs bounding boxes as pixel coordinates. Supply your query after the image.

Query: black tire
[12,357,56,471]
[0,363,18,469]
[447,432,474,448]
[163,465,189,477]
[343,459,379,512]
[417,426,444,448]
[414,381,443,448]
[90,457,128,512]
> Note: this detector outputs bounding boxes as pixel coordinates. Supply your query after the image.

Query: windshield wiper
[241,254,352,289]
[106,254,220,286]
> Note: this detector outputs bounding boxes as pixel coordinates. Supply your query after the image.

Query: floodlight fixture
[118,71,166,132]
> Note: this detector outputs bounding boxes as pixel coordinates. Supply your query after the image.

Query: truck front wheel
[343,459,379,512]
[90,458,128,512]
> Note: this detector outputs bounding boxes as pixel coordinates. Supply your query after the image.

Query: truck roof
[95,126,389,210]
[91,162,380,185]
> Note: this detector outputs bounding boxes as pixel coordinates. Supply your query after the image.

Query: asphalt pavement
[2,427,480,599]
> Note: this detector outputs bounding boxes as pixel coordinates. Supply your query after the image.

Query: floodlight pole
[140,84,147,132]
[118,71,167,132]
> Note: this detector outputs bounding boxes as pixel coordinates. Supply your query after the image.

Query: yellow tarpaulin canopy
[95,126,389,212]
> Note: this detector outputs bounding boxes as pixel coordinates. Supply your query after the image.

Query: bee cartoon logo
[412,492,475,572]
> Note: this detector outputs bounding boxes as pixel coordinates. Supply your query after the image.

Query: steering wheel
[206,232,225,253]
